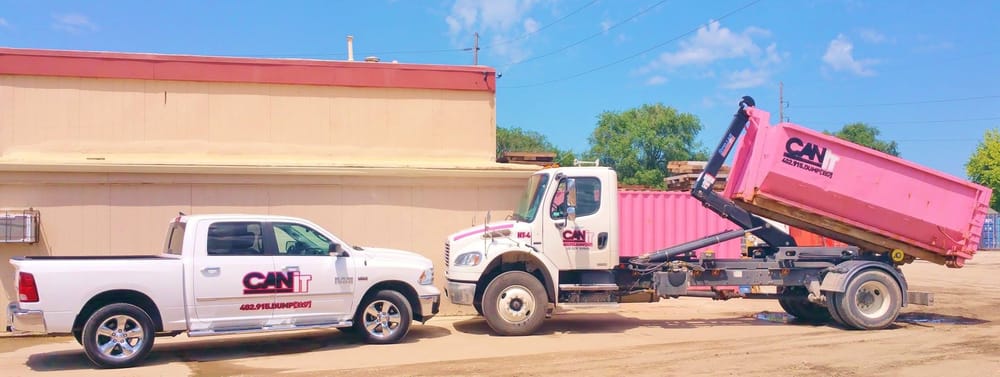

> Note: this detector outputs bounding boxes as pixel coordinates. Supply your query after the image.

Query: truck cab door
[542,177,614,270]
[266,221,356,326]
[191,221,275,331]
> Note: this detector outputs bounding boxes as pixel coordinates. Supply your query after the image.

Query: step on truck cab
[8,214,440,368]
[444,96,990,336]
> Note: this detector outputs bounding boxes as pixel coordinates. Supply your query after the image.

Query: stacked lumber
[498,151,556,166]
[664,161,729,192]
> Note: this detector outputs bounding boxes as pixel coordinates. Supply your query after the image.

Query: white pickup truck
[7,214,440,368]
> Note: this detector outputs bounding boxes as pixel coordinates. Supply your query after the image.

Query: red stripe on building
[0,47,496,92]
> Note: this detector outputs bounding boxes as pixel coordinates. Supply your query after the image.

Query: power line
[792,116,1000,126]
[481,0,601,49]
[793,95,1000,109]
[502,0,669,67]
[499,0,762,89]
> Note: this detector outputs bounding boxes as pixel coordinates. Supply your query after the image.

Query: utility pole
[473,32,480,65]
[779,81,784,123]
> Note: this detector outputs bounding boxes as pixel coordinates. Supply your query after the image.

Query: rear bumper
[6,302,47,334]
[418,294,440,322]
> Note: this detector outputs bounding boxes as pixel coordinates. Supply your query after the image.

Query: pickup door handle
[201,267,221,274]
[284,266,300,272]
[598,232,609,250]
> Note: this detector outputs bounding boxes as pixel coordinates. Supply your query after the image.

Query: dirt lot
[1,252,998,377]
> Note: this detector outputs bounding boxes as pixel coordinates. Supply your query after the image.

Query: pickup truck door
[191,221,276,331]
[266,222,356,325]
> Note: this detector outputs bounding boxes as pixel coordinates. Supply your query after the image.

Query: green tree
[585,103,706,188]
[966,128,1000,212]
[825,122,900,156]
[496,126,576,167]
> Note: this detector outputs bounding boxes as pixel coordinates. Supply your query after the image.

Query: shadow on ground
[24,324,451,372]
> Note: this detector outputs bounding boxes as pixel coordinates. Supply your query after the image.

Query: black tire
[353,290,412,344]
[482,271,547,336]
[832,269,902,330]
[73,330,83,345]
[778,287,831,323]
[81,303,156,368]
[825,292,847,327]
[473,300,484,316]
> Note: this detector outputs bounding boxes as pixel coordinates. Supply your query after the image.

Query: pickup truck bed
[724,107,992,267]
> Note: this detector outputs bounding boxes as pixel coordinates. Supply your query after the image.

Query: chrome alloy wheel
[362,300,402,339]
[94,315,145,360]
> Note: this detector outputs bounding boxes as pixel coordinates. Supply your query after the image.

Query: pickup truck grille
[444,241,450,268]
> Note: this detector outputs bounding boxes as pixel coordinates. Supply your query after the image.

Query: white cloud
[648,21,761,68]
[638,20,785,89]
[444,0,543,63]
[822,34,878,76]
[52,13,98,34]
[0,18,9,29]
[645,75,668,86]
[523,18,539,34]
[600,20,612,33]
[858,28,889,44]
[723,68,769,89]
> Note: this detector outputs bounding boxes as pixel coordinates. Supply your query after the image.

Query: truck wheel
[482,271,547,336]
[825,292,847,327]
[353,290,412,344]
[778,287,831,323]
[473,300,484,316]
[832,269,902,330]
[81,303,155,368]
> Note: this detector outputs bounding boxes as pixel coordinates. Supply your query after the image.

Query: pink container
[724,107,992,267]
[618,191,742,258]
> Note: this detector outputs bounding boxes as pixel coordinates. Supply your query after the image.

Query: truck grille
[444,241,450,268]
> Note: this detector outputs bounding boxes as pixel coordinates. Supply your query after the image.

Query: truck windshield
[513,173,549,222]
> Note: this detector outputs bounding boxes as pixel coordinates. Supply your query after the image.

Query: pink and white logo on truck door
[242,271,312,294]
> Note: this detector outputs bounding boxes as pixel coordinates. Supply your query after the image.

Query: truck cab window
[206,222,265,256]
[550,177,601,219]
[274,223,333,256]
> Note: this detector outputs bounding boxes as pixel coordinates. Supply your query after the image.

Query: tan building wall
[0,75,496,166]
[0,48,536,321]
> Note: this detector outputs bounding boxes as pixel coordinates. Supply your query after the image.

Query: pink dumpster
[618,191,743,259]
[724,107,992,267]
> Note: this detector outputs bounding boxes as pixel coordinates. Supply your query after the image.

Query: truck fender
[479,248,559,304]
[819,260,908,306]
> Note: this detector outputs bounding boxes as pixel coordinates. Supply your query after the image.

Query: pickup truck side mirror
[330,243,348,257]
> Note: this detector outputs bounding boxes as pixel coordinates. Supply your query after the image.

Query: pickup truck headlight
[454,251,483,267]
[418,268,434,285]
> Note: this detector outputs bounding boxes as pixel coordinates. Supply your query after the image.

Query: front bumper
[445,280,476,305]
[418,294,441,322]
[6,302,47,334]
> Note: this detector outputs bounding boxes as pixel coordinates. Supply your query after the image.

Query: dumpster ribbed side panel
[617,191,742,258]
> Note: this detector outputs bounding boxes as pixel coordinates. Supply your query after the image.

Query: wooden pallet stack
[498,151,557,166]
[664,161,729,192]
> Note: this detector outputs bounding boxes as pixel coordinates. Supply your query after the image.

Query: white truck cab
[445,166,621,334]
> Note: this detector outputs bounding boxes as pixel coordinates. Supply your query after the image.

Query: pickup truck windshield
[513,173,549,222]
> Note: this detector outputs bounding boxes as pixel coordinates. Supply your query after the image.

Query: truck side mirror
[566,178,577,223]
[330,243,347,257]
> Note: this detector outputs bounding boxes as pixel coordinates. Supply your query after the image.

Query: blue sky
[1,0,997,178]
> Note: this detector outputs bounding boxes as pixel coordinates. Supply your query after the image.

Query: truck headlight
[454,251,483,267]
[418,268,434,285]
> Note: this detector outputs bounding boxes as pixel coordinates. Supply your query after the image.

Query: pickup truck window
[207,222,266,256]
[273,222,332,256]
[164,222,186,255]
